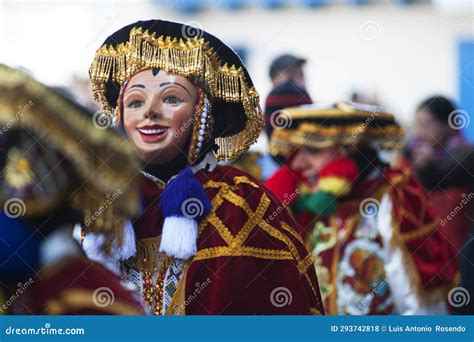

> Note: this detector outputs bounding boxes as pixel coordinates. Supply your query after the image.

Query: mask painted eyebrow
[129,84,145,89]
[159,82,192,96]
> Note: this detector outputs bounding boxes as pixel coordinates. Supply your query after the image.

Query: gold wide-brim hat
[269,101,405,157]
[89,19,263,164]
[0,64,140,247]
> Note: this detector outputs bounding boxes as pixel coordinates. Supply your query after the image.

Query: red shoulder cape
[16,256,145,315]
[134,165,324,315]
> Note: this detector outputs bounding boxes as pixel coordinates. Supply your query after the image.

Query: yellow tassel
[318,177,352,197]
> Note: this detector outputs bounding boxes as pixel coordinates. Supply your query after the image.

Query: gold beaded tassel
[142,266,154,311]
[140,255,173,315]
[136,239,172,315]
[152,257,172,315]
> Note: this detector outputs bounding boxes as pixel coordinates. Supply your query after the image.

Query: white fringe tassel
[72,220,137,274]
[159,216,198,260]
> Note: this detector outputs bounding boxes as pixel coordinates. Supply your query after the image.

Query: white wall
[0,1,473,127]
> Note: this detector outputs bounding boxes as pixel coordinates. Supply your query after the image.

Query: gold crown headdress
[89,20,264,164]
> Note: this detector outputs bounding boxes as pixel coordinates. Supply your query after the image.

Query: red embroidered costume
[266,102,458,315]
[80,19,324,315]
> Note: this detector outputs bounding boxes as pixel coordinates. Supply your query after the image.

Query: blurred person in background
[0,64,144,315]
[408,138,474,314]
[269,54,307,88]
[400,95,472,250]
[232,80,312,181]
[232,53,310,181]
[265,102,458,315]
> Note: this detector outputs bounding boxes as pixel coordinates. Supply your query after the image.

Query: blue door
[459,40,474,143]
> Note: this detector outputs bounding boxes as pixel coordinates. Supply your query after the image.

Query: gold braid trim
[196,177,312,270]
[194,246,293,261]
[260,219,316,275]
[259,220,301,262]
[222,191,270,248]
[203,175,259,191]
[280,221,305,245]
[232,176,260,188]
[298,253,316,275]
[46,289,143,315]
[304,272,322,313]
[90,27,263,161]
[206,213,235,245]
[198,188,226,236]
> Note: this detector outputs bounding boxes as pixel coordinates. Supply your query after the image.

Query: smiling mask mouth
[137,126,169,135]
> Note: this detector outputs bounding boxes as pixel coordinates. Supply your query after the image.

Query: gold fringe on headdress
[269,102,405,157]
[0,64,140,252]
[89,27,263,162]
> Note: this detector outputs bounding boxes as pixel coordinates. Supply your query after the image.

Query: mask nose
[144,95,162,121]
[145,110,159,120]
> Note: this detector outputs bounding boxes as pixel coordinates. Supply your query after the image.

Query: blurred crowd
[233,53,473,314]
[0,18,473,316]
